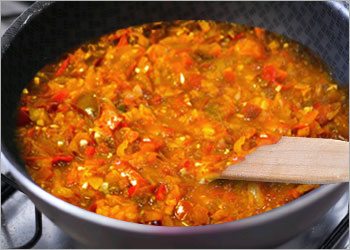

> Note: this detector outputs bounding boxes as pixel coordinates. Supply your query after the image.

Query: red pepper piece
[20,106,29,111]
[52,90,69,103]
[119,116,128,128]
[85,146,96,157]
[128,185,138,197]
[51,155,73,167]
[117,34,129,47]
[230,32,244,42]
[17,106,31,127]
[155,184,167,201]
[87,202,97,212]
[111,28,131,46]
[262,65,277,82]
[55,56,70,77]
[183,159,194,169]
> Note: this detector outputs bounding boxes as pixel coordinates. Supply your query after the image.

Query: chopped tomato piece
[182,159,194,169]
[234,38,265,59]
[87,202,97,212]
[262,65,287,83]
[128,185,137,197]
[262,65,277,82]
[186,74,202,89]
[85,146,96,157]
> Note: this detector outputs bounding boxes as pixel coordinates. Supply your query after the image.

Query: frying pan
[1,1,349,248]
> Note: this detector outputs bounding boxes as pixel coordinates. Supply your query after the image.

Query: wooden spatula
[221,137,349,184]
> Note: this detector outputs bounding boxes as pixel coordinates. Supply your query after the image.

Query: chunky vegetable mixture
[16,21,349,226]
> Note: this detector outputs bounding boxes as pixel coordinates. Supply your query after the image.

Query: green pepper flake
[117,104,127,113]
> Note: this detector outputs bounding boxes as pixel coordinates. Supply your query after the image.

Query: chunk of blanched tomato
[234,38,265,59]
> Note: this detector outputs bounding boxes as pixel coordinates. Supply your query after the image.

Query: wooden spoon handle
[221,137,349,184]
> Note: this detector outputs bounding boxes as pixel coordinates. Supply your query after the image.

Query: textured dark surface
[1,2,349,248]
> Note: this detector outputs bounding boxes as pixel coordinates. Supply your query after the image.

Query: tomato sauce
[16,21,349,226]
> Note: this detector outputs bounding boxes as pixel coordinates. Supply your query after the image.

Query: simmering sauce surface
[16,21,348,226]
